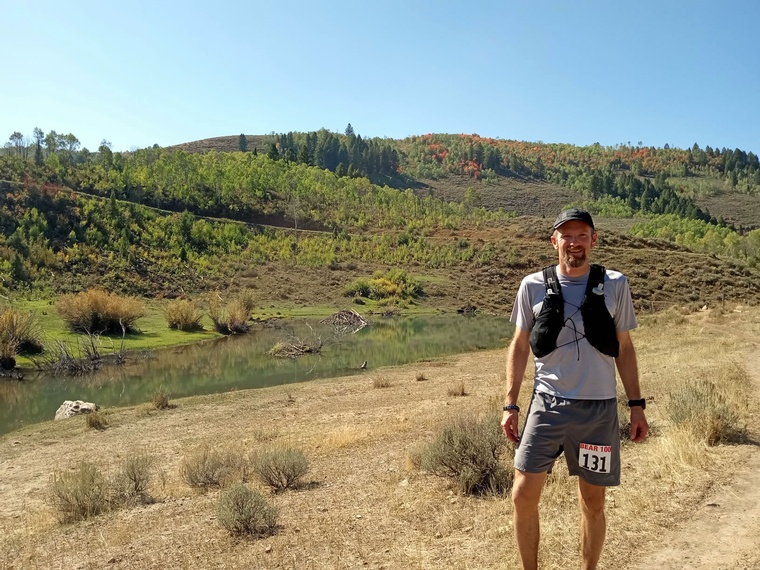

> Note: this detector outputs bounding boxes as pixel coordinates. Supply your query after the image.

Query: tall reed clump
[57,289,144,334]
[0,307,44,353]
[163,299,204,331]
[0,307,44,369]
[411,412,513,495]
[217,483,278,536]
[208,292,251,335]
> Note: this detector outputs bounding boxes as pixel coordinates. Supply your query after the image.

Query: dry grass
[2,305,760,569]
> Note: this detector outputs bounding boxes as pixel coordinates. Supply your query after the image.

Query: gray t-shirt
[511,265,637,399]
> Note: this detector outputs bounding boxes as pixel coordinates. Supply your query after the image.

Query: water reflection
[0,314,512,435]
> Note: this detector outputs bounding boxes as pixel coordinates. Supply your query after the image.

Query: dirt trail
[632,349,760,570]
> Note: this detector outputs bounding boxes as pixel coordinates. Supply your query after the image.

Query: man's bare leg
[578,478,607,570]
[512,470,548,570]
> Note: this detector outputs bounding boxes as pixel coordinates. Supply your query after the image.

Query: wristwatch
[503,404,520,412]
[627,398,646,410]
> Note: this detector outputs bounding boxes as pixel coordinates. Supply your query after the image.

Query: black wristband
[503,404,520,412]
[627,398,646,410]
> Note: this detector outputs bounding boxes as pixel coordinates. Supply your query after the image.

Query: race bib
[579,442,612,473]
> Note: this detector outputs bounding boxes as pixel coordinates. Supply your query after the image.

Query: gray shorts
[514,391,621,486]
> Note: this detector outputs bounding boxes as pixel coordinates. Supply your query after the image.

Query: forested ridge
[2,127,760,306]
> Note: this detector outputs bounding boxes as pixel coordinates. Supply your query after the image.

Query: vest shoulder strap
[585,264,606,295]
[542,265,560,296]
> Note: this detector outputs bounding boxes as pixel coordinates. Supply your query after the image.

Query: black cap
[553,208,595,231]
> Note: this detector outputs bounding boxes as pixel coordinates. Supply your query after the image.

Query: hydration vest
[528,264,620,358]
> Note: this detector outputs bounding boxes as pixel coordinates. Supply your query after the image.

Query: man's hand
[629,407,649,442]
[501,410,520,443]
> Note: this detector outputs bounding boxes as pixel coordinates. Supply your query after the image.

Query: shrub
[180,445,249,490]
[217,483,278,536]
[208,293,250,335]
[447,381,468,397]
[57,289,144,334]
[372,377,391,388]
[111,453,154,506]
[164,299,203,331]
[666,377,747,445]
[413,412,513,495]
[344,269,423,301]
[151,389,171,410]
[0,307,43,356]
[48,462,110,522]
[253,447,309,492]
[85,411,109,430]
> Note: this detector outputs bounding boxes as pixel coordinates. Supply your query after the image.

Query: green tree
[9,132,24,157]
[345,123,355,137]
[238,134,248,152]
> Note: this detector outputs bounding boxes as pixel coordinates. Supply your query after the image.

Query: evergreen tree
[345,123,355,137]
[238,134,248,152]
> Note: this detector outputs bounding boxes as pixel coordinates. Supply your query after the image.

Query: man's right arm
[501,328,531,443]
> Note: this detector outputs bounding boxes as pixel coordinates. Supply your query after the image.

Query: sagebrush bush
[180,445,249,489]
[413,412,513,495]
[253,447,309,492]
[111,453,154,506]
[57,289,144,334]
[48,462,110,522]
[667,376,747,445]
[163,299,203,331]
[217,483,278,536]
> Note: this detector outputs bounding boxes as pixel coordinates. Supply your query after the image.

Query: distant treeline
[265,125,403,184]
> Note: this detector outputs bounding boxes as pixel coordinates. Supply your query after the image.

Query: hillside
[169,133,760,230]
[2,129,760,317]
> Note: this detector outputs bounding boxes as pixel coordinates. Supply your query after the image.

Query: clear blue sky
[3,0,759,154]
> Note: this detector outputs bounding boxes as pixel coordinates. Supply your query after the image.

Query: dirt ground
[1,305,760,569]
[631,346,760,570]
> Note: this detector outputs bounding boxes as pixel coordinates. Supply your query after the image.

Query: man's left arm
[615,331,649,442]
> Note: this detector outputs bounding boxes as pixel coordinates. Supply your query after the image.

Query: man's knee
[512,470,547,511]
[578,479,606,515]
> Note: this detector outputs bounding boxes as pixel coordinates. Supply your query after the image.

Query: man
[501,208,648,570]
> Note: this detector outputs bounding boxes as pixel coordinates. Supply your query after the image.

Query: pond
[0,314,513,436]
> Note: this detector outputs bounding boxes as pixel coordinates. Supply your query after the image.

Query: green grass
[13,299,218,367]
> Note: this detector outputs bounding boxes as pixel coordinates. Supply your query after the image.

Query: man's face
[551,220,597,269]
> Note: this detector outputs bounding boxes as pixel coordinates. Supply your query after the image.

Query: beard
[562,251,587,268]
